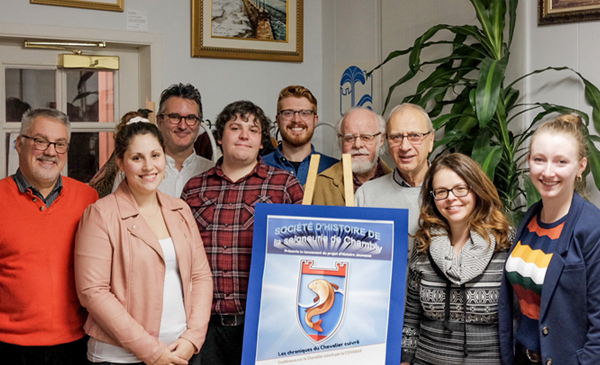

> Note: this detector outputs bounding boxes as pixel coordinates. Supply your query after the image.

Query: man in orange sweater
[0,109,98,364]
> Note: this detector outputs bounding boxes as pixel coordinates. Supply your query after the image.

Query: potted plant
[371,0,600,223]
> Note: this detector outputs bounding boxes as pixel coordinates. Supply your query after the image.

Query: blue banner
[243,204,409,365]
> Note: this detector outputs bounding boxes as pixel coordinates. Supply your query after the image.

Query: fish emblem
[305,279,339,332]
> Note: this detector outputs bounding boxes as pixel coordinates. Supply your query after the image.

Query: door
[0,23,161,182]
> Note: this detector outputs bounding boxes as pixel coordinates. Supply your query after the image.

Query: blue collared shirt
[262,144,338,185]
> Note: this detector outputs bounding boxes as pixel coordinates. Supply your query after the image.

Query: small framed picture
[192,0,303,62]
[539,0,600,24]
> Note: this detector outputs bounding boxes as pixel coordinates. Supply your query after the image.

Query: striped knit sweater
[504,214,564,352]
[401,229,508,365]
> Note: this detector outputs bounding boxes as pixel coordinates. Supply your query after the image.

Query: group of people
[1,81,599,365]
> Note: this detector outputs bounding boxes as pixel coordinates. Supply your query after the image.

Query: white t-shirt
[87,238,187,363]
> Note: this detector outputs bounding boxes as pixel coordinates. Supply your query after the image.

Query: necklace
[140,204,160,217]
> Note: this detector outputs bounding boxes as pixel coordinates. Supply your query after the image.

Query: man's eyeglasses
[430,185,471,200]
[386,131,432,146]
[279,109,315,121]
[339,132,382,145]
[159,113,200,127]
[21,135,69,154]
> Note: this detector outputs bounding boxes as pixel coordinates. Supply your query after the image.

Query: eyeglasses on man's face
[160,113,200,127]
[339,132,382,145]
[386,131,432,146]
[21,135,69,154]
[430,184,471,200]
[279,109,315,121]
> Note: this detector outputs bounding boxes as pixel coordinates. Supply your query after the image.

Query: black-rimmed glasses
[159,113,200,127]
[21,135,69,154]
[430,185,471,200]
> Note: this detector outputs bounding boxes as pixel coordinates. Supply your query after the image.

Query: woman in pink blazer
[75,120,212,365]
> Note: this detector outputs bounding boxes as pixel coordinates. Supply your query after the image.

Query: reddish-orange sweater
[0,176,98,346]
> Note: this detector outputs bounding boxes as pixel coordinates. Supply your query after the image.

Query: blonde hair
[530,114,588,196]
[414,153,512,253]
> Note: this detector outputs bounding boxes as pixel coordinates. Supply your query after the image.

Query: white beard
[350,148,379,175]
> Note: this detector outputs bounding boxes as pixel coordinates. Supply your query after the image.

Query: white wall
[324,0,479,117]
[380,0,479,114]
[319,0,383,158]
[0,0,325,135]
[322,0,512,163]
[5,0,600,202]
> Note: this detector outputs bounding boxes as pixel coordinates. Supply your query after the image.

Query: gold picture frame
[192,0,303,62]
[30,0,124,12]
[539,0,600,24]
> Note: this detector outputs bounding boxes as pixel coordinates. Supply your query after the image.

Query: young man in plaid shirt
[181,100,304,365]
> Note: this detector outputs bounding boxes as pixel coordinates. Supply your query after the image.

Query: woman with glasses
[401,153,512,365]
[499,115,600,365]
[75,120,213,365]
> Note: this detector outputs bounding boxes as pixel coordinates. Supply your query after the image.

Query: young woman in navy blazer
[499,114,600,365]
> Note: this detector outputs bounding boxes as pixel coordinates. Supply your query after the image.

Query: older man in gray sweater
[355,103,434,255]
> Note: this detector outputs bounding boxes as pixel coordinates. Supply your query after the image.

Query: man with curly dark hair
[181,100,304,365]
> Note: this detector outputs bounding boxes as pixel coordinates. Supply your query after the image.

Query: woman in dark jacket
[499,114,600,365]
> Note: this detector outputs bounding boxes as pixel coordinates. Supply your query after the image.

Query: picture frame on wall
[539,0,600,24]
[30,0,124,12]
[192,0,303,62]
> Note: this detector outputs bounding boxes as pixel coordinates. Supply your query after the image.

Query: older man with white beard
[312,108,392,206]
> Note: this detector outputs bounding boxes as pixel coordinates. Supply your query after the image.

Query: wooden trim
[31,0,124,12]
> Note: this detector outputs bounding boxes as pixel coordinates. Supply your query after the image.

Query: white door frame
[0,22,162,106]
[0,22,162,178]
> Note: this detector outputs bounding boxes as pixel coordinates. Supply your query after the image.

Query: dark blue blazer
[499,192,600,364]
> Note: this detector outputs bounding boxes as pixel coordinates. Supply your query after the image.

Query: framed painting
[30,0,124,12]
[539,0,600,24]
[192,0,303,62]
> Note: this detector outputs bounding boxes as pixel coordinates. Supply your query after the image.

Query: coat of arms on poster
[242,204,408,365]
[192,0,303,62]
[297,260,348,344]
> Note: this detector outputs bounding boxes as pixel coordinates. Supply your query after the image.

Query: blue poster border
[242,204,409,365]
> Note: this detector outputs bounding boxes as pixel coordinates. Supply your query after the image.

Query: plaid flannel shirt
[181,158,304,315]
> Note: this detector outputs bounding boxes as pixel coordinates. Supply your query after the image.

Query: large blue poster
[243,204,408,365]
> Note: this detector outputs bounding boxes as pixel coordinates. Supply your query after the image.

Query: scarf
[427,227,497,357]
[429,227,496,285]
